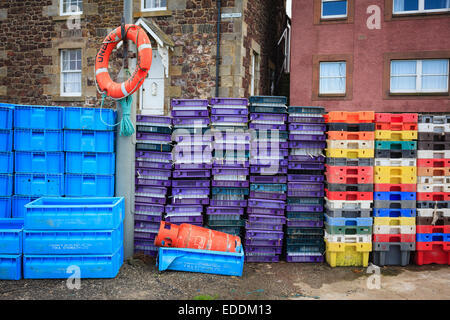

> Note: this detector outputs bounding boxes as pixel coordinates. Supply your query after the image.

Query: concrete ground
[0,255,449,300]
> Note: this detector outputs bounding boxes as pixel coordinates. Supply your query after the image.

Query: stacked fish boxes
[245,96,288,263]
[286,106,326,263]
[324,112,375,267]
[373,113,418,266]
[0,104,13,218]
[208,98,250,236]
[170,99,212,228]
[134,115,173,257]
[416,114,450,265]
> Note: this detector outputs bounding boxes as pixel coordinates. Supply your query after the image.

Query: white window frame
[390,59,449,94]
[141,0,167,12]
[393,0,450,15]
[321,0,348,19]
[60,0,83,16]
[60,49,82,97]
[250,51,260,96]
[319,61,347,94]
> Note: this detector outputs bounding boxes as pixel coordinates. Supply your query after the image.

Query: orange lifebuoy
[95,24,152,100]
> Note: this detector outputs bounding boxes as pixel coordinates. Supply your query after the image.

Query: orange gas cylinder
[154,221,242,253]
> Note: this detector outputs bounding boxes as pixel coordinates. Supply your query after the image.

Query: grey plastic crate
[373,200,416,209]
[326,209,372,218]
[372,242,415,267]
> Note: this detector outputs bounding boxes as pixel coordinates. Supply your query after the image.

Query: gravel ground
[0,255,449,300]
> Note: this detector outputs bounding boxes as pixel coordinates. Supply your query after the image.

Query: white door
[140,51,165,115]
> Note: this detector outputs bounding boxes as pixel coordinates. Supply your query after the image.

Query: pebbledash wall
[0,0,287,115]
[290,0,450,112]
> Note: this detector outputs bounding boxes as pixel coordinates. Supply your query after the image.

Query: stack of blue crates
[0,104,14,219]
[64,107,116,197]
[0,218,24,280]
[22,197,124,279]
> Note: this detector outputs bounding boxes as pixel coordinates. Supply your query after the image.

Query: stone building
[0,0,288,115]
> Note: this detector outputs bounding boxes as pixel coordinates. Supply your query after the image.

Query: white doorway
[140,50,165,115]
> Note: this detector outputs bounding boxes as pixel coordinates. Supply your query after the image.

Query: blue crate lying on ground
[24,197,124,230]
[158,246,245,277]
[0,218,24,254]
[24,223,123,255]
[14,129,63,152]
[15,173,64,196]
[64,130,115,153]
[0,152,14,174]
[65,152,116,175]
[0,105,13,129]
[64,107,117,131]
[15,152,64,174]
[0,196,11,218]
[14,105,64,130]
[12,195,38,218]
[0,130,12,152]
[0,255,22,280]
[23,246,123,279]
[65,174,115,197]
[0,174,13,196]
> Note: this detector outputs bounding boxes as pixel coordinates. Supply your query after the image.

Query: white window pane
[160,0,167,7]
[63,72,81,94]
[422,75,448,90]
[320,78,346,94]
[425,0,450,10]
[76,60,82,70]
[422,59,449,75]
[320,62,346,77]
[393,0,419,12]
[391,76,417,91]
[391,60,417,75]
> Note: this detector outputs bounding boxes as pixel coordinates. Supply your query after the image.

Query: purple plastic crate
[210,98,248,106]
[213,143,250,151]
[246,207,285,216]
[248,199,286,210]
[172,110,209,118]
[211,115,248,124]
[245,255,280,263]
[289,141,326,149]
[286,204,323,212]
[211,108,249,116]
[244,239,283,247]
[173,170,211,178]
[245,230,284,240]
[136,132,172,143]
[135,214,163,223]
[287,190,324,198]
[210,199,247,207]
[288,116,325,124]
[206,207,244,215]
[288,174,325,182]
[136,161,172,170]
[165,205,203,214]
[171,198,210,205]
[288,182,324,192]
[250,166,288,175]
[248,215,286,225]
[288,162,325,171]
[174,163,212,170]
[250,141,289,150]
[214,131,251,141]
[136,168,171,178]
[286,220,324,228]
[213,159,250,167]
[136,151,172,162]
[250,113,288,122]
[134,232,158,241]
[289,123,326,131]
[135,185,168,196]
[288,155,325,162]
[172,187,210,196]
[135,177,171,187]
[135,203,165,214]
[250,159,288,167]
[286,255,324,263]
[173,144,212,153]
[289,134,326,142]
[212,168,249,176]
[212,180,249,188]
[135,220,160,231]
[249,123,287,131]
[172,117,210,126]
[173,155,213,164]
[249,175,287,184]
[173,134,213,143]
[249,191,287,201]
[134,196,166,205]
[171,99,209,107]
[251,149,289,157]
[165,215,203,224]
[136,115,172,125]
[245,246,283,255]
[171,180,210,188]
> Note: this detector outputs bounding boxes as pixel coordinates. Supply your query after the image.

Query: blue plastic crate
[0,254,22,280]
[65,174,114,197]
[64,130,115,153]
[374,192,416,201]
[0,196,11,218]
[15,152,64,174]
[64,107,117,131]
[12,195,38,218]
[417,233,450,242]
[0,105,14,130]
[23,246,123,279]
[0,130,13,152]
[24,197,124,230]
[14,173,64,196]
[0,174,13,196]
[65,152,116,175]
[158,246,244,277]
[14,129,63,152]
[0,152,14,174]
[24,222,123,255]
[14,105,64,129]
[373,209,416,218]
[0,218,24,254]
[324,214,373,227]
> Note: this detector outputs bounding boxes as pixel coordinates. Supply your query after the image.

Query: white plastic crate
[373,225,416,235]
[417,208,450,218]
[325,198,373,210]
[417,176,450,184]
[326,140,374,150]
[417,183,450,193]
[324,232,371,243]
[417,150,450,159]
[418,123,450,133]
[375,158,417,167]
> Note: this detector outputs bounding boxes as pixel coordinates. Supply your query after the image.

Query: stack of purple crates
[286,106,326,263]
[245,96,289,263]
[134,115,173,257]
[208,98,250,237]
[169,99,212,227]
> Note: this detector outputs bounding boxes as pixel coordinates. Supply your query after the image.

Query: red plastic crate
[375,122,418,131]
[417,159,450,168]
[373,234,416,243]
[324,111,375,123]
[325,190,373,201]
[415,242,450,265]
[374,184,417,192]
[417,192,450,202]
[416,225,450,234]
[375,113,418,124]
[326,131,375,140]
[325,165,374,184]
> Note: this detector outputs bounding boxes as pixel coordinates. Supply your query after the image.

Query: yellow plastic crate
[373,217,416,226]
[325,240,372,267]
[374,166,417,184]
[325,148,375,159]
[375,130,418,141]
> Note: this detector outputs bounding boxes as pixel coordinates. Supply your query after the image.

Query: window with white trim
[390,59,449,93]
[60,0,83,16]
[321,0,348,19]
[250,51,260,96]
[319,61,347,94]
[61,49,82,97]
[393,0,450,14]
[142,0,167,12]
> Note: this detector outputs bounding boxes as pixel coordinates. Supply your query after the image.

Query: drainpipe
[215,0,221,97]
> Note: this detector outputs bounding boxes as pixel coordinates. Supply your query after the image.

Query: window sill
[134,10,172,18]
[389,92,449,97]
[53,14,85,21]
[388,11,450,21]
[53,96,85,102]
[318,93,346,97]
